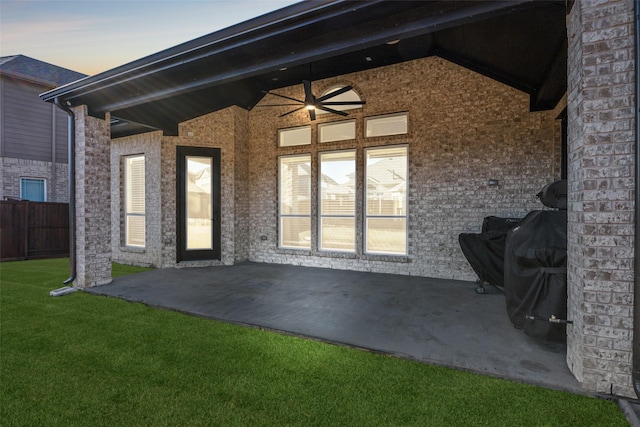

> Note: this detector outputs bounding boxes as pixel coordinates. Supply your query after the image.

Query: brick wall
[0,157,68,202]
[233,109,250,262]
[109,58,561,279]
[247,56,562,279]
[74,106,112,287]
[566,0,636,398]
[157,106,248,267]
[110,132,163,267]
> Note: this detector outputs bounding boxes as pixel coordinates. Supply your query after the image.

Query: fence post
[23,201,29,260]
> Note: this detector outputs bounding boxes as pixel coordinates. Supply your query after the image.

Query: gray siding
[55,108,69,163]
[1,76,68,163]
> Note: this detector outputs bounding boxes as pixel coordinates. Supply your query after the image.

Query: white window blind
[125,155,145,247]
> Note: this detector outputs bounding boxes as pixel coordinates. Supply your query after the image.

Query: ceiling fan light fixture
[260,79,364,121]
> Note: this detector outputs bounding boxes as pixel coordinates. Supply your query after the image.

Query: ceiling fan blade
[279,106,306,118]
[308,108,316,121]
[262,90,305,104]
[255,103,303,107]
[316,85,353,102]
[303,80,314,104]
[315,105,349,116]
[320,101,366,106]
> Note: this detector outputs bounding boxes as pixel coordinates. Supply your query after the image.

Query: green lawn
[0,259,628,426]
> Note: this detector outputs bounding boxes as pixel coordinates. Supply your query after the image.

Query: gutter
[40,0,534,108]
[634,0,640,398]
[52,98,77,290]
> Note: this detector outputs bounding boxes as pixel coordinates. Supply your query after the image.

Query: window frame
[278,153,312,250]
[124,154,146,248]
[318,149,356,253]
[19,177,46,202]
[318,119,356,143]
[364,145,408,256]
[278,125,312,147]
[365,112,409,138]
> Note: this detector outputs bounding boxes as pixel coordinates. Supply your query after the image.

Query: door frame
[176,146,221,262]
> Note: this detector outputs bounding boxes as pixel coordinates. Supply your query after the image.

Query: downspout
[51,104,56,202]
[633,0,640,398]
[53,98,76,285]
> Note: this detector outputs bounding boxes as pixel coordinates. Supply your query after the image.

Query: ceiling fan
[260,80,365,120]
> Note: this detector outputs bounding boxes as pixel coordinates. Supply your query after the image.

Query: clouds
[1,0,299,75]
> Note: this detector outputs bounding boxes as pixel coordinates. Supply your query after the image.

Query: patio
[86,261,581,394]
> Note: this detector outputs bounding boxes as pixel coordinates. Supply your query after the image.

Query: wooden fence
[0,200,69,261]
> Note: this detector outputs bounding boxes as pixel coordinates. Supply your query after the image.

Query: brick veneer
[566,0,636,397]
[0,157,68,202]
[158,106,249,267]
[74,106,112,287]
[110,132,163,267]
[248,57,561,279]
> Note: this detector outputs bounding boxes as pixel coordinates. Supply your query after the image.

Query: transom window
[316,86,362,116]
[365,112,408,137]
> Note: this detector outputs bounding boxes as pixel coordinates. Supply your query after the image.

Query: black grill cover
[504,210,567,342]
[459,217,521,288]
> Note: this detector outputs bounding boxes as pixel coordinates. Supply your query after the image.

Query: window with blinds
[125,155,145,247]
[279,154,311,249]
[319,150,356,252]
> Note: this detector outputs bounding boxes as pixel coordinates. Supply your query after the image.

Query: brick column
[74,106,112,287]
[566,0,636,397]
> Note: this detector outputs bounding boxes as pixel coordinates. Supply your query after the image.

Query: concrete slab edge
[618,399,640,427]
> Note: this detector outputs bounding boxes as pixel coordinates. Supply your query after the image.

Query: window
[125,155,145,247]
[365,146,407,255]
[319,151,356,252]
[279,154,311,249]
[316,86,362,116]
[318,120,356,143]
[365,112,408,137]
[20,178,46,201]
[278,125,311,147]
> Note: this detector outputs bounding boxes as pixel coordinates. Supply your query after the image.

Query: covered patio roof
[41,0,567,138]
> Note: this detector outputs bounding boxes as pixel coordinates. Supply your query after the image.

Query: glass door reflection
[186,156,213,250]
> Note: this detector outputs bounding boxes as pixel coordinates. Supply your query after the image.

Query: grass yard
[0,259,628,426]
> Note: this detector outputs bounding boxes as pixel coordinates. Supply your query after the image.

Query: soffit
[40,0,567,138]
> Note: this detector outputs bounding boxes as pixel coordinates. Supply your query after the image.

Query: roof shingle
[0,54,86,87]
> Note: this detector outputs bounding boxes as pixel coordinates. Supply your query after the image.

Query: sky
[1,0,300,76]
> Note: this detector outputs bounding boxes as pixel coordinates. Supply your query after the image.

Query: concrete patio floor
[86,261,584,394]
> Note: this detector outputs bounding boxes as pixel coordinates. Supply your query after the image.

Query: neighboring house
[40,1,639,398]
[0,55,86,202]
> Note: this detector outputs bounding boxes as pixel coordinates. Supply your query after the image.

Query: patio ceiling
[41,0,567,138]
